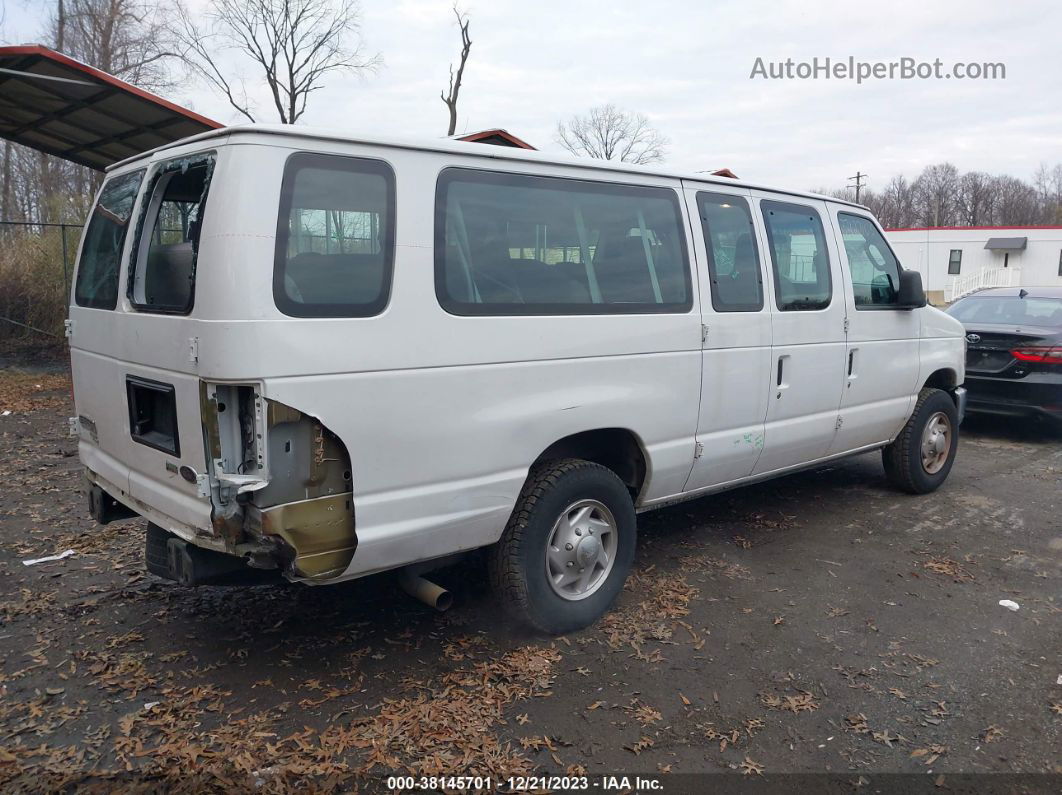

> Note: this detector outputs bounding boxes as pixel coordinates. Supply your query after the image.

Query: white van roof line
[107,123,868,211]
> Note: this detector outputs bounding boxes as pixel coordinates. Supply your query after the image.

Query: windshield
[947,296,1062,327]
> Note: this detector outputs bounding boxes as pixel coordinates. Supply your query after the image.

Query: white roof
[109,122,866,210]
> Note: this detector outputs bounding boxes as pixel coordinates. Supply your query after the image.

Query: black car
[947,286,1062,427]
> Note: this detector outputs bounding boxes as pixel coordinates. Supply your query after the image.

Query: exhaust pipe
[398,570,453,611]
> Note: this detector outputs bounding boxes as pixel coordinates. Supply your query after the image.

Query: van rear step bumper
[145,523,279,586]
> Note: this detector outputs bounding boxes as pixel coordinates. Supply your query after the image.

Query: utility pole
[848,171,867,203]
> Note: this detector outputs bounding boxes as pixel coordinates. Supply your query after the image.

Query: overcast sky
[4,0,1061,193]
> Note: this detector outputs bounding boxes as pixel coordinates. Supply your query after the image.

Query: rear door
[752,194,847,475]
[70,169,147,499]
[682,185,772,490]
[70,152,218,529]
[827,208,920,453]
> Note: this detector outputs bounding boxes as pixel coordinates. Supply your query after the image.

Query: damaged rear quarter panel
[201,384,357,581]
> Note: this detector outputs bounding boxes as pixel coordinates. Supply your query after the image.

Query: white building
[884,226,1062,304]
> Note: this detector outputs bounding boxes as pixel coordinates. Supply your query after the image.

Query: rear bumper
[963,373,1062,421]
[81,447,223,552]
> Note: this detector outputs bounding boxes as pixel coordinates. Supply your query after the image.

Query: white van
[69,125,966,633]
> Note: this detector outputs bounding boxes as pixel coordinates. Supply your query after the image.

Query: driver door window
[837,213,901,308]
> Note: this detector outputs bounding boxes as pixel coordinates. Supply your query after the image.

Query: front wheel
[882,387,959,494]
[488,459,636,634]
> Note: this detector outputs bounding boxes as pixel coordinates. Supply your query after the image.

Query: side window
[837,213,901,307]
[761,200,832,311]
[435,169,691,315]
[697,192,763,312]
[74,169,145,309]
[274,153,395,318]
[130,154,215,314]
[948,249,962,275]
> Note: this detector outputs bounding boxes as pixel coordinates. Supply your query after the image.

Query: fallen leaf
[740,756,764,775]
[981,725,1004,743]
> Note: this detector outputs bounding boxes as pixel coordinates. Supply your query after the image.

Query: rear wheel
[489,459,636,634]
[883,387,959,494]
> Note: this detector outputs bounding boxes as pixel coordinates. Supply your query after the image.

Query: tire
[488,458,637,635]
[882,387,959,494]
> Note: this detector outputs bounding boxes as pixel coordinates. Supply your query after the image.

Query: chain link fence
[0,221,82,341]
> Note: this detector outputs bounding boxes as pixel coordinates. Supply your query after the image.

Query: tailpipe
[398,570,453,611]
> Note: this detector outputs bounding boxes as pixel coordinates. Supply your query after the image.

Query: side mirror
[896,270,927,309]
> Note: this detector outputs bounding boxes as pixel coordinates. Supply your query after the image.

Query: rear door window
[74,169,145,309]
[761,200,832,311]
[274,153,396,318]
[129,154,215,314]
[697,192,763,312]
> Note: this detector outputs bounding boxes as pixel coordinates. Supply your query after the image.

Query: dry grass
[0,228,73,340]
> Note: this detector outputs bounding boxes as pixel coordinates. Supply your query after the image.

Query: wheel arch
[533,428,649,502]
[922,368,959,392]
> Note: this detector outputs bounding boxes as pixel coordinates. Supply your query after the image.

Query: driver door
[827,208,920,454]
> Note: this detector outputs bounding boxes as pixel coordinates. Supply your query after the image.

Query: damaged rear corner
[200,382,357,582]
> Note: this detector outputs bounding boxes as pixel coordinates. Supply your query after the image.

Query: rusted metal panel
[256,493,356,580]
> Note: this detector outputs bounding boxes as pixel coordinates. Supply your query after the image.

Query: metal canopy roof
[0,44,221,171]
[453,128,536,149]
[984,237,1028,250]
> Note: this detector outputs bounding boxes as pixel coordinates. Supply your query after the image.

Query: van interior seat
[812,250,828,288]
[594,237,657,303]
[715,232,760,306]
[469,238,523,303]
[145,241,193,307]
[509,258,592,304]
[285,251,386,305]
[465,236,593,305]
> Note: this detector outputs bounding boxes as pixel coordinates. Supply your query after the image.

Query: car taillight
[1011,346,1062,364]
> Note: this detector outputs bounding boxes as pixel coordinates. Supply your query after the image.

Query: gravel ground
[0,363,1059,792]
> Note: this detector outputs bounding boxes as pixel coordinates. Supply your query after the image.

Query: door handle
[847,348,859,383]
[777,357,784,386]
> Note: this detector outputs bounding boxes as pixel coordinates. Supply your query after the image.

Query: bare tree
[822,162,1062,229]
[875,175,916,228]
[1033,162,1062,223]
[1,141,13,222]
[1048,164,1062,223]
[174,0,381,124]
[911,162,960,227]
[989,175,1040,225]
[556,104,668,165]
[14,1,178,223]
[51,0,179,93]
[957,171,995,226]
[440,5,471,137]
